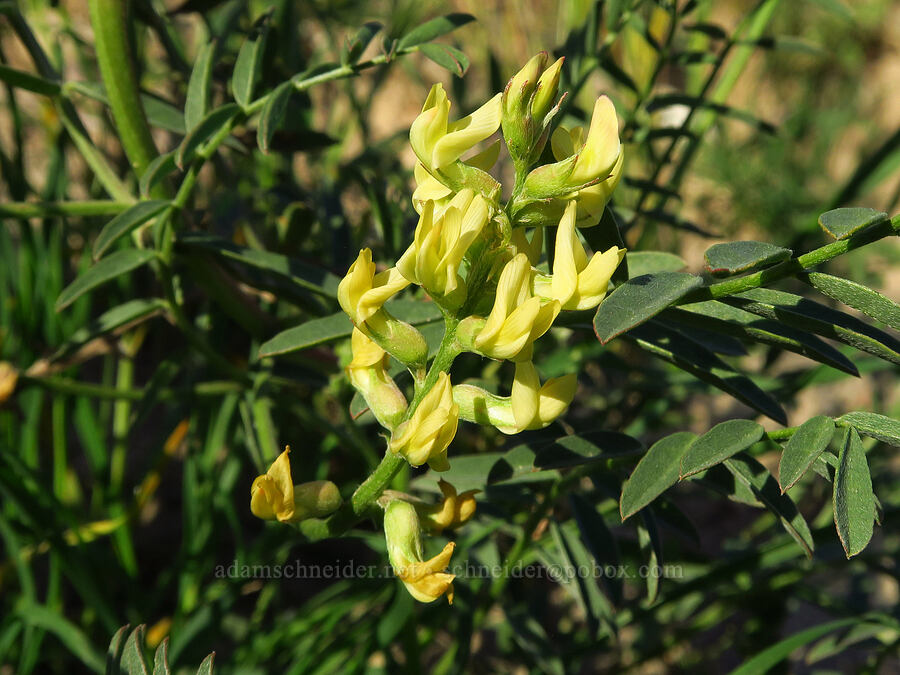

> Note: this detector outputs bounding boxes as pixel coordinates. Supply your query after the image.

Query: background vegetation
[0,0,898,672]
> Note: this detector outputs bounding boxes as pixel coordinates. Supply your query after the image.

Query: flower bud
[532,57,565,122]
[384,499,455,604]
[501,53,566,169]
[250,448,342,523]
[533,201,625,309]
[346,329,408,430]
[389,371,459,471]
[417,479,478,533]
[512,96,622,227]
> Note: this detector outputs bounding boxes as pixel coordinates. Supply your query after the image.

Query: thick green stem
[299,318,462,541]
[678,216,899,305]
[87,0,159,179]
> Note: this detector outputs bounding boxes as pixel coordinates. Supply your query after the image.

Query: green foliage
[1,0,898,673]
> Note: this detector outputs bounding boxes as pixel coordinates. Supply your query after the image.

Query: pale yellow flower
[384,500,455,604]
[453,361,576,434]
[567,95,621,186]
[473,253,560,362]
[534,201,625,310]
[337,248,409,327]
[410,83,501,172]
[250,448,341,523]
[396,190,491,305]
[550,121,624,226]
[346,329,408,430]
[418,479,478,533]
[389,372,458,471]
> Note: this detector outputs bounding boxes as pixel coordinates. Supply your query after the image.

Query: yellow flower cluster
[252,53,626,606]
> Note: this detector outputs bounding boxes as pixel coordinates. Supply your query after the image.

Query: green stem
[678,216,899,305]
[87,0,159,179]
[0,200,131,218]
[299,318,462,541]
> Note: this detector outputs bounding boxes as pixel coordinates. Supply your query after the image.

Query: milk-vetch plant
[251,53,627,603]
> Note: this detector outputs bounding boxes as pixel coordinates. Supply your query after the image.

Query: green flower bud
[501,53,566,170]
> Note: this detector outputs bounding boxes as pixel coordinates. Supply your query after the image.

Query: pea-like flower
[397,190,491,307]
[389,371,458,471]
[346,329,408,430]
[410,83,502,173]
[513,95,622,227]
[338,248,409,327]
[534,201,625,310]
[453,361,576,434]
[250,448,342,523]
[384,499,455,604]
[338,248,427,366]
[502,52,565,167]
[549,122,624,227]
[471,253,560,362]
[418,479,478,533]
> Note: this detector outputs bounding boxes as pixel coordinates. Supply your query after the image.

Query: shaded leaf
[570,493,623,605]
[177,233,339,298]
[724,453,815,557]
[727,287,900,365]
[800,271,900,331]
[94,200,170,260]
[818,207,887,240]
[152,638,170,675]
[419,43,469,77]
[728,619,857,675]
[778,415,835,491]
[176,104,240,169]
[56,249,157,311]
[107,625,130,675]
[342,22,382,65]
[833,428,874,557]
[681,420,764,478]
[621,431,696,520]
[53,298,167,360]
[837,411,900,447]
[593,272,703,343]
[140,152,178,198]
[120,625,149,675]
[668,302,859,375]
[232,12,271,108]
[637,511,662,603]
[0,63,60,96]
[396,13,475,50]
[185,41,216,131]
[629,323,787,423]
[704,240,791,276]
[257,299,440,357]
[257,81,292,154]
